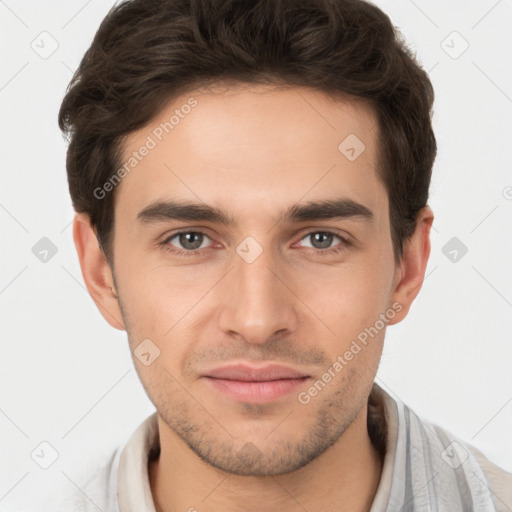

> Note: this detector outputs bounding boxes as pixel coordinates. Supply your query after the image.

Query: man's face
[109,84,401,475]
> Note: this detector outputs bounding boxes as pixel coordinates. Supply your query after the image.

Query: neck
[149,404,383,512]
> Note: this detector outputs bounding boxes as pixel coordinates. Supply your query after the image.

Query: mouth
[201,363,312,403]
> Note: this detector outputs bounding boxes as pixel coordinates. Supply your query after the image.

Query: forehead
[115,84,386,224]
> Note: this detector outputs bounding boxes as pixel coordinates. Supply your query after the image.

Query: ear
[388,206,434,325]
[73,213,126,331]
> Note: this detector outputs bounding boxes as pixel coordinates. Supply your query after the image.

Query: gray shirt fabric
[52,383,512,511]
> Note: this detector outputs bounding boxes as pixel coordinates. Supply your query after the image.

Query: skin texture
[73,84,433,512]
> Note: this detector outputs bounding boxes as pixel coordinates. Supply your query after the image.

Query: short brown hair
[58,0,436,265]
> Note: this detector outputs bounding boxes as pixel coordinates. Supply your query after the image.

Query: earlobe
[72,213,126,331]
[388,206,434,325]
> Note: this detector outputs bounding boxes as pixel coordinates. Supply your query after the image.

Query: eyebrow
[136,198,374,226]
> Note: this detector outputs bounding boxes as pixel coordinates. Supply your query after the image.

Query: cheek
[118,260,197,317]
[294,260,393,334]
[116,261,221,362]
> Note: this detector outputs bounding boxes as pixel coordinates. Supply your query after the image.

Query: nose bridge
[216,240,297,343]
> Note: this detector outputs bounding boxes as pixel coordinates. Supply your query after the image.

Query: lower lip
[203,377,310,403]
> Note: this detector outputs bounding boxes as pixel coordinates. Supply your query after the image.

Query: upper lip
[203,364,310,381]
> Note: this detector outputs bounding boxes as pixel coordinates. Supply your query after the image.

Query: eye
[159,229,350,258]
[297,231,348,254]
[164,231,213,252]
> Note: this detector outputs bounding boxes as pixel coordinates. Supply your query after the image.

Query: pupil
[180,232,202,250]
[312,232,332,249]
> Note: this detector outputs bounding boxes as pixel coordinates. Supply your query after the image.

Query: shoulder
[50,446,123,512]
[467,444,512,512]
[371,384,512,511]
[407,406,512,512]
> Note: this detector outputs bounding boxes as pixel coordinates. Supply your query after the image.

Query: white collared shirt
[51,383,512,511]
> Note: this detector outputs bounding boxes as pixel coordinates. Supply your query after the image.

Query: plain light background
[1,0,511,509]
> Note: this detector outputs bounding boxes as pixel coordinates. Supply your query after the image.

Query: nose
[215,244,298,345]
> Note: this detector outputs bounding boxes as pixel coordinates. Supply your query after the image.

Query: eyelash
[158,230,350,257]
